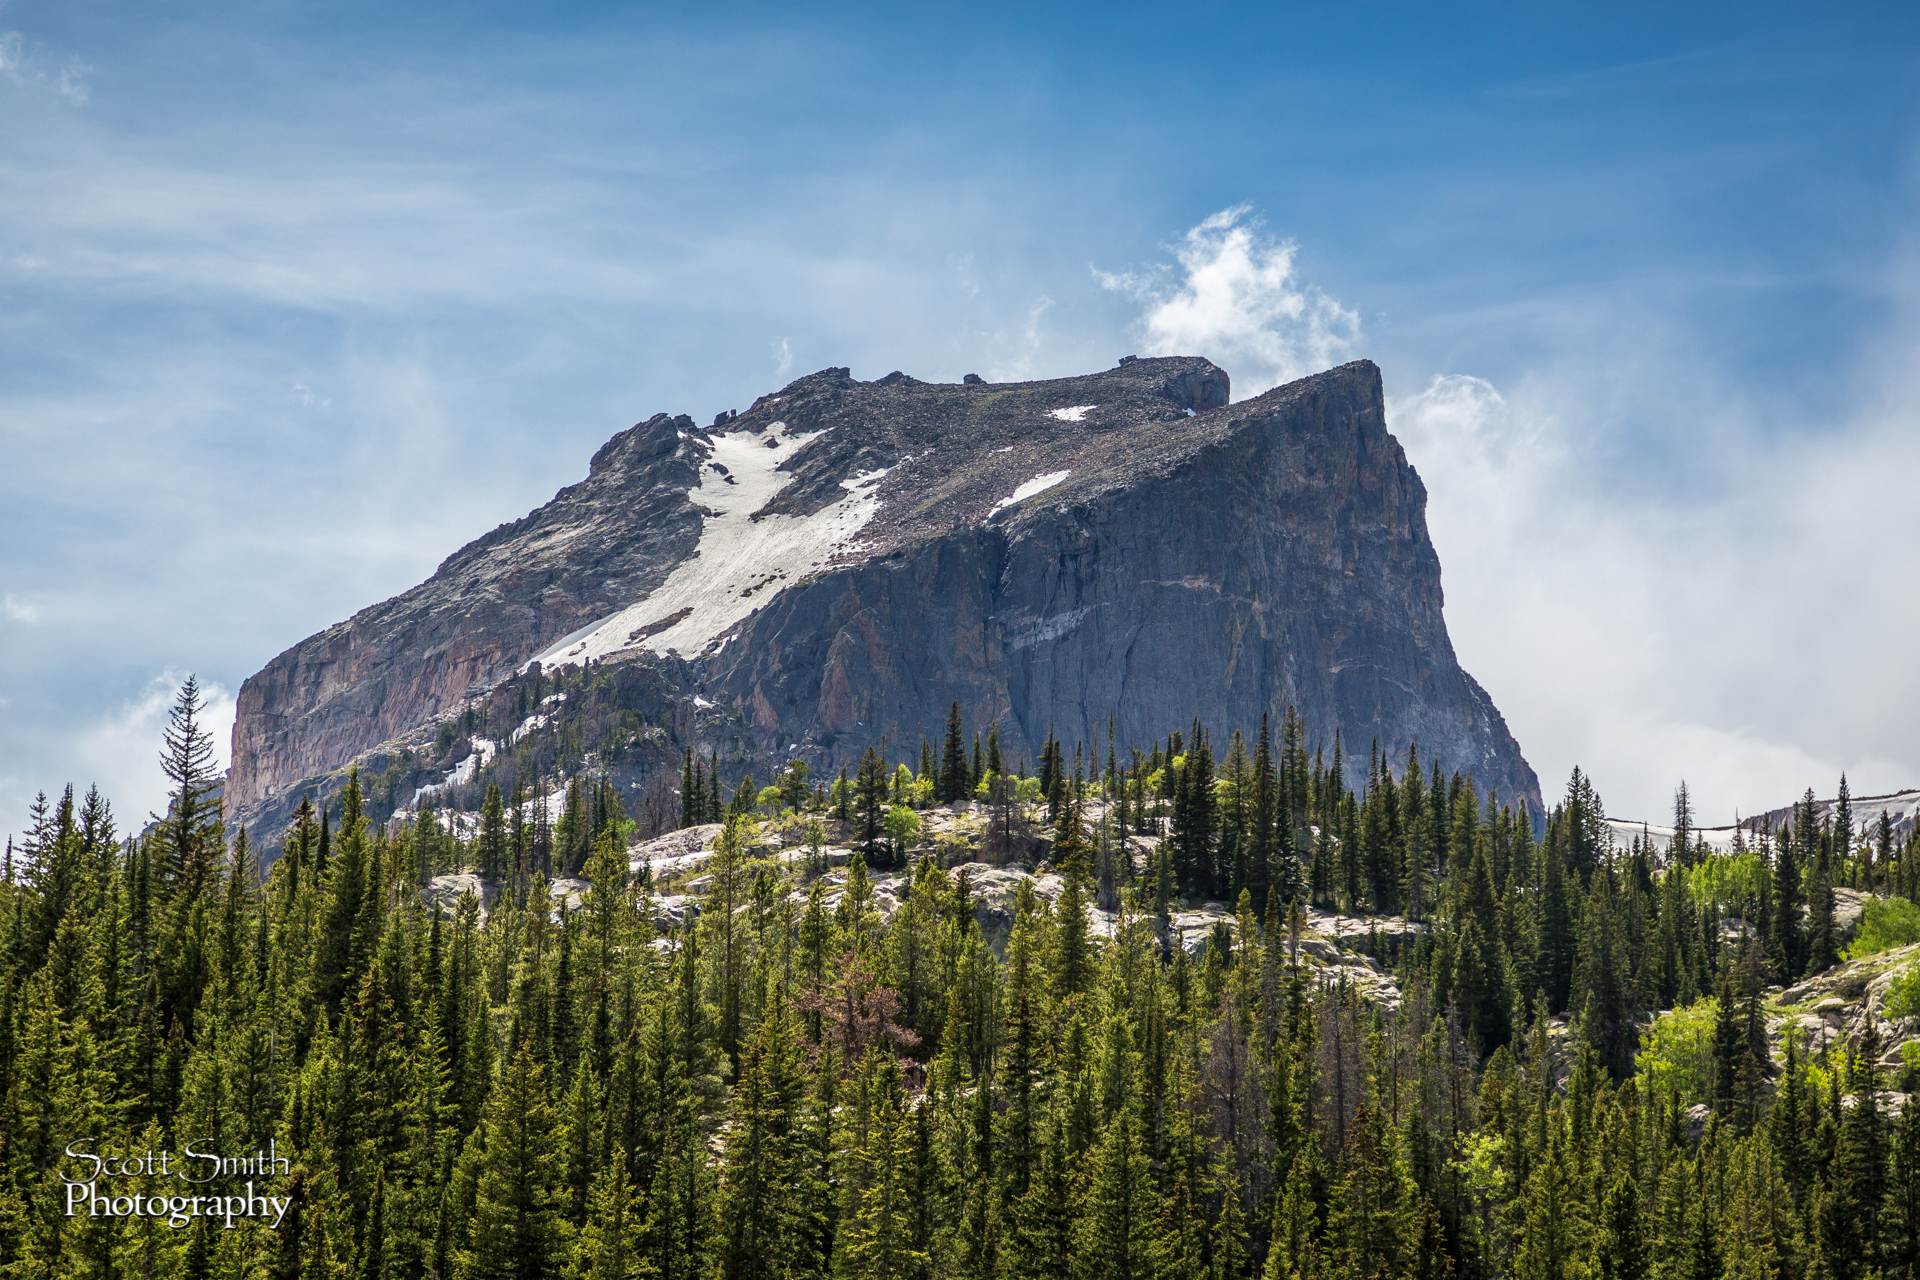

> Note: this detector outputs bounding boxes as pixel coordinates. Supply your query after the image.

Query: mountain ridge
[226,356,1542,839]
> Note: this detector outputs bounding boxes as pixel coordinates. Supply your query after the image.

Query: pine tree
[574,1161,653,1280]
[838,1050,928,1279]
[1806,863,1837,974]
[1720,1137,1788,1280]
[713,998,809,1280]
[1833,774,1854,886]
[1538,838,1574,1016]
[941,703,970,805]
[1592,1175,1647,1280]
[1669,781,1695,868]
[1573,869,1634,1079]
[1449,841,1511,1055]
[458,1047,566,1280]
[1818,1025,1888,1279]
[1891,1064,1920,1280]
[1326,1095,1413,1280]
[681,749,698,830]
[1712,963,1744,1118]
[480,784,508,879]
[857,749,888,865]
[1004,1103,1073,1280]
[157,675,224,909]
[1069,1072,1159,1280]
[1768,828,1802,982]
[317,772,373,1017]
[1513,1127,1585,1280]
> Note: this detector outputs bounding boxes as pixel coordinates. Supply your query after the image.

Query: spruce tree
[457,1047,565,1280]
[940,702,969,806]
[1768,828,1803,982]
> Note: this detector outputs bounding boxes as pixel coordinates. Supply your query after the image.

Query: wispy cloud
[772,336,793,380]
[72,671,236,825]
[0,29,90,105]
[1390,344,1920,824]
[4,5,1913,845]
[1108,206,1920,822]
[982,294,1055,383]
[0,671,238,840]
[1,593,42,625]
[1095,205,1359,397]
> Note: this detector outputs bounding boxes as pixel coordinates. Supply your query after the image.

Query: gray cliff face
[227,356,1542,833]
[700,360,1535,806]
[227,411,708,816]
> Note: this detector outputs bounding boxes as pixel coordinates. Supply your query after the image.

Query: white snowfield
[1604,818,1757,857]
[532,423,889,668]
[1605,787,1920,858]
[1048,404,1096,422]
[1840,789,1920,833]
[989,469,1071,519]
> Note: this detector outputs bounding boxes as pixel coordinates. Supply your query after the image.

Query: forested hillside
[4,677,1920,1279]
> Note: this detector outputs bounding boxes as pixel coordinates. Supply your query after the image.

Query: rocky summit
[226,356,1540,837]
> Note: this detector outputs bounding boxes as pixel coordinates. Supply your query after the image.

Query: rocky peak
[227,356,1540,840]
[587,412,693,477]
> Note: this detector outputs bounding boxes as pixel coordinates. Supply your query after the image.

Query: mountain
[226,355,1541,838]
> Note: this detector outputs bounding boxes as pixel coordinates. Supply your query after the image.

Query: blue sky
[4,0,1919,838]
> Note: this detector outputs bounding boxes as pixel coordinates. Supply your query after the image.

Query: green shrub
[1885,959,1920,1021]
[1845,897,1920,960]
[1681,852,1768,917]
[884,803,922,849]
[1635,997,1720,1102]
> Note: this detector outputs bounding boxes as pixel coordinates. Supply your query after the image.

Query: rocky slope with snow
[228,356,1540,838]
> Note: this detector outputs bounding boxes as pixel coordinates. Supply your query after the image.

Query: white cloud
[1095,205,1359,397]
[74,672,236,827]
[1096,206,1920,824]
[2,592,41,624]
[1392,354,1920,824]
[772,336,793,379]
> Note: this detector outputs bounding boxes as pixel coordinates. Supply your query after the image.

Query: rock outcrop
[423,801,1420,1007]
[229,356,1540,838]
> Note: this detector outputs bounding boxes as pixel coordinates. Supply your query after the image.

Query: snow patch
[510,713,550,746]
[1605,818,1760,857]
[531,423,889,667]
[1847,791,1920,832]
[408,734,495,810]
[989,469,1071,518]
[1048,405,1096,422]
[1607,787,1920,858]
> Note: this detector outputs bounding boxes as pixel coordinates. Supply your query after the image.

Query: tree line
[2,680,1919,1279]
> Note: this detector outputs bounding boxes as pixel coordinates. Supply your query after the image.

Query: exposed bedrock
[228,355,1541,837]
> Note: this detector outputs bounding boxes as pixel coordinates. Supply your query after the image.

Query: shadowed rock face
[228,355,1541,835]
